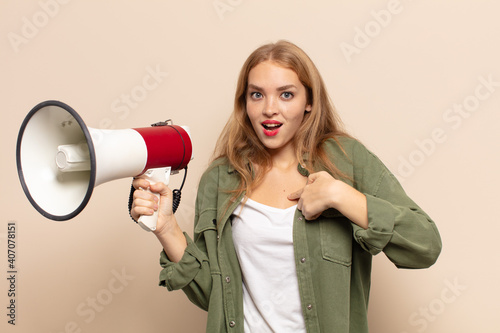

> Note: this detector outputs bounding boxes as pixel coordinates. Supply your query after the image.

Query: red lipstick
[261,120,282,137]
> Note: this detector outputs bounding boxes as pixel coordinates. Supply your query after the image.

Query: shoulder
[324,136,357,152]
[195,158,241,214]
[323,136,382,165]
[199,157,229,186]
[323,136,393,192]
[198,157,240,190]
[323,136,373,166]
[195,158,229,210]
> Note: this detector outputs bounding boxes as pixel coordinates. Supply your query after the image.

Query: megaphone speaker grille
[16,101,96,221]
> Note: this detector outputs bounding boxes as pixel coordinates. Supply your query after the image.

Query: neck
[267,146,298,171]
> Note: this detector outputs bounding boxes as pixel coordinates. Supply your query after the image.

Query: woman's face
[246,61,311,156]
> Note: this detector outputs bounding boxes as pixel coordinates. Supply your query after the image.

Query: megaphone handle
[137,167,171,232]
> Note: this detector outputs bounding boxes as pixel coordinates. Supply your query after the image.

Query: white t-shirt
[231,198,306,333]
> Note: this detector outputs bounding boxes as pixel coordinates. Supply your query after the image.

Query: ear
[305,104,312,113]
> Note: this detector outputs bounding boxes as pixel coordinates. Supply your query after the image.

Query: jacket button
[225,276,231,283]
[298,217,303,221]
[300,257,306,263]
[307,304,313,310]
[229,320,236,327]
[217,235,220,240]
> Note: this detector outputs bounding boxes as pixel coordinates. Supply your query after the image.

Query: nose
[263,97,279,117]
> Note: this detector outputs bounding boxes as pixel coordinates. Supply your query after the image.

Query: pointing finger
[288,188,303,201]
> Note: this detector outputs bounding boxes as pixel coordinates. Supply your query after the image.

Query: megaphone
[16,100,193,231]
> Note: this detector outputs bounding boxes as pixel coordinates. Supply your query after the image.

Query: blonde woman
[131,40,442,333]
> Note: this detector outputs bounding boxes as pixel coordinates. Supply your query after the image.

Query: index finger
[287,188,304,201]
[132,178,151,190]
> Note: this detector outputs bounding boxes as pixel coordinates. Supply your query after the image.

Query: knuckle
[133,198,150,209]
[133,190,146,200]
[132,179,143,188]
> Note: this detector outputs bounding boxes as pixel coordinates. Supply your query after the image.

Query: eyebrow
[247,84,297,92]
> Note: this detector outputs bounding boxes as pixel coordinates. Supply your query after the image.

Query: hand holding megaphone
[130,176,175,233]
[134,167,179,232]
[16,100,193,231]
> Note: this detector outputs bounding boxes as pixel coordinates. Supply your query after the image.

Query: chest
[249,168,307,209]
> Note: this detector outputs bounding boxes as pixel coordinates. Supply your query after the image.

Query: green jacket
[158,137,442,333]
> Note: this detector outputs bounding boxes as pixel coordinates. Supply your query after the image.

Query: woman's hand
[131,178,175,235]
[288,171,338,220]
[288,171,368,229]
[131,178,187,262]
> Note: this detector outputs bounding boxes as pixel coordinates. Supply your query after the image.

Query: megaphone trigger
[136,167,171,232]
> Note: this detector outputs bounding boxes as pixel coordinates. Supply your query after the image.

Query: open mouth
[262,123,282,131]
[261,121,282,136]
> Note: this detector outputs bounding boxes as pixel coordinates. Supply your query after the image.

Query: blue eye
[281,92,293,99]
[250,92,262,99]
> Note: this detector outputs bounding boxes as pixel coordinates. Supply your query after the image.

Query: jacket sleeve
[350,141,442,269]
[158,168,220,311]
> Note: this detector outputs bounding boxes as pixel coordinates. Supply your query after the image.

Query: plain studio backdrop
[1,1,499,332]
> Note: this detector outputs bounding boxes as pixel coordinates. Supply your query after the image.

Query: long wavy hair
[212,40,351,201]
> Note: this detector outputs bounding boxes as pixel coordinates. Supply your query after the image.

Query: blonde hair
[212,40,350,201]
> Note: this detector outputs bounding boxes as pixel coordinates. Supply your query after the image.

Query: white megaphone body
[16,100,193,232]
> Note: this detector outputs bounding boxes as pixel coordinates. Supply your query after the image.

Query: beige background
[1,0,499,332]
